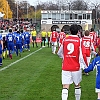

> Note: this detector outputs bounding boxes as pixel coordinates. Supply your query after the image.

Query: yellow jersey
[31,31,37,36]
[47,31,52,37]
[41,31,47,37]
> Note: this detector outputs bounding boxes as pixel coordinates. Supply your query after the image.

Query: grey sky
[25,0,100,8]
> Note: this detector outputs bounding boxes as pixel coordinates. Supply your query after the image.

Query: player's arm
[1,40,3,50]
[50,33,52,43]
[57,44,63,59]
[81,41,88,66]
[91,39,97,55]
[84,58,96,73]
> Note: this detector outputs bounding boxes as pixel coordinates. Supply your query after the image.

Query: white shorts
[62,70,82,86]
[95,88,100,93]
[51,41,57,46]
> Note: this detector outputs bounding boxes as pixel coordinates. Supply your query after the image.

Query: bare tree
[71,0,88,10]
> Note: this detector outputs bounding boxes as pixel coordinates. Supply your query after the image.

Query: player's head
[84,30,90,36]
[15,28,17,31]
[53,28,56,31]
[20,30,23,33]
[90,28,94,32]
[33,28,36,30]
[70,24,78,35]
[17,30,20,34]
[9,28,12,33]
[61,28,64,32]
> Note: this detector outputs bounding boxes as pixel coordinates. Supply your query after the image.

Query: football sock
[0,57,2,66]
[52,46,54,53]
[75,87,81,100]
[16,49,18,56]
[62,88,68,100]
[33,43,34,47]
[54,46,56,53]
[3,51,6,58]
[97,99,100,100]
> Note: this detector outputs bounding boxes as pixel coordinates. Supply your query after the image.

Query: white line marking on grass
[0,48,43,72]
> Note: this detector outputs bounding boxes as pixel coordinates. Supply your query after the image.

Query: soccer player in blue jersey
[24,29,31,51]
[20,30,25,52]
[0,33,3,66]
[84,45,100,100]
[13,28,18,53]
[6,29,15,59]
[15,31,23,57]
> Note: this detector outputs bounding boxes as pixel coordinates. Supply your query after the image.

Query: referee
[31,28,38,48]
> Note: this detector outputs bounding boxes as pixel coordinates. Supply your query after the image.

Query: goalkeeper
[84,45,100,100]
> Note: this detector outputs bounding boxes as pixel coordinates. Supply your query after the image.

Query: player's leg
[19,43,22,57]
[16,44,18,56]
[75,85,81,100]
[97,92,100,100]
[27,40,30,51]
[62,70,72,100]
[32,36,34,48]
[35,37,38,47]
[51,42,54,53]
[72,70,82,100]
[96,87,100,100]
[2,49,6,59]
[0,49,2,66]
[53,42,57,54]
[85,57,91,75]
[43,37,45,46]
[47,37,50,47]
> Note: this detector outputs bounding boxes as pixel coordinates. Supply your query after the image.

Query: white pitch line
[0,48,43,72]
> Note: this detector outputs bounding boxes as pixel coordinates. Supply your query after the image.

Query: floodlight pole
[17,1,19,20]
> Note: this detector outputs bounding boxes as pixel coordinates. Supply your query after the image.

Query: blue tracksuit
[84,56,100,92]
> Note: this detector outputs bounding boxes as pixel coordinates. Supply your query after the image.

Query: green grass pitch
[0,45,97,100]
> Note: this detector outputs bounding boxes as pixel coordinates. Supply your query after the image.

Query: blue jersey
[0,33,2,40]
[84,56,100,90]
[6,33,14,43]
[21,32,25,40]
[24,32,30,41]
[15,33,23,44]
[13,31,17,37]
[0,33,2,54]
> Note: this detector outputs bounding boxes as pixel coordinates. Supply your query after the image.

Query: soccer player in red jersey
[57,24,87,100]
[58,29,66,48]
[82,30,97,75]
[82,30,97,65]
[50,28,58,54]
[89,28,97,57]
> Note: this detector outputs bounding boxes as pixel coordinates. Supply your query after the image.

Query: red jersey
[58,32,66,45]
[60,35,87,71]
[89,31,97,45]
[50,31,58,42]
[97,37,100,46]
[82,36,93,57]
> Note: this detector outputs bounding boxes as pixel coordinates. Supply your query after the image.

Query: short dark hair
[70,24,78,35]
[84,30,90,36]
[61,28,64,32]
[20,30,23,33]
[90,28,94,32]
[9,29,12,32]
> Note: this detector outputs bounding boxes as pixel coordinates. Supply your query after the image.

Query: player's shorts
[32,36,36,41]
[51,41,57,46]
[62,70,82,86]
[96,88,100,93]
